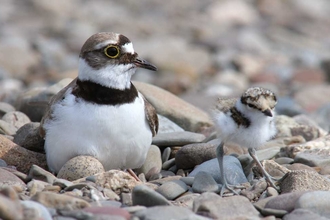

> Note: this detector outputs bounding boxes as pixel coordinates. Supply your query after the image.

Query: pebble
[75,170,140,194]
[284,163,318,172]
[0,168,26,189]
[265,191,306,212]
[32,191,90,211]
[152,131,206,147]
[28,164,57,184]
[161,147,171,163]
[0,102,15,117]
[53,178,74,189]
[283,208,329,220]
[83,206,131,219]
[173,193,200,209]
[135,145,162,175]
[134,81,213,132]
[162,158,176,170]
[157,114,184,133]
[294,148,330,168]
[188,156,248,185]
[21,200,52,220]
[260,207,288,218]
[156,179,188,200]
[276,97,305,116]
[0,120,17,135]
[193,193,260,219]
[13,122,45,152]
[312,103,330,132]
[295,191,330,218]
[2,111,31,129]
[0,135,47,173]
[132,184,171,207]
[192,171,219,194]
[0,194,24,220]
[134,205,209,220]
[280,170,330,193]
[274,157,294,165]
[175,142,217,169]
[57,155,105,181]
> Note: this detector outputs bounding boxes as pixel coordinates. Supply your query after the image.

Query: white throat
[78,58,136,90]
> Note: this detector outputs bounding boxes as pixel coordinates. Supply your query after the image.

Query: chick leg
[216,142,239,196]
[248,148,279,190]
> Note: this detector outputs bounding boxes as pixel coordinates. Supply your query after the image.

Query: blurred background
[0,0,330,129]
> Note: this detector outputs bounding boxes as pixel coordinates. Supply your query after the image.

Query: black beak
[134,58,157,71]
[262,109,273,117]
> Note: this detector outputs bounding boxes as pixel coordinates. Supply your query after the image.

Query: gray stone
[156,180,188,200]
[0,120,17,135]
[0,194,24,220]
[161,147,171,164]
[294,148,330,168]
[175,142,217,169]
[0,135,47,173]
[2,111,31,129]
[0,168,26,190]
[135,145,162,175]
[173,193,200,209]
[280,170,330,193]
[260,208,288,218]
[53,178,73,189]
[157,114,184,133]
[16,79,73,122]
[0,159,7,167]
[0,102,15,117]
[132,184,171,207]
[275,115,325,141]
[193,193,260,219]
[274,157,294,165]
[283,208,329,220]
[192,171,219,194]
[13,122,45,152]
[265,191,306,212]
[134,205,209,220]
[21,200,52,220]
[162,158,176,170]
[134,81,213,132]
[188,156,248,185]
[276,97,305,117]
[312,103,330,131]
[31,192,90,211]
[75,170,139,194]
[28,164,57,184]
[180,177,194,186]
[295,191,330,218]
[57,155,105,181]
[152,131,206,147]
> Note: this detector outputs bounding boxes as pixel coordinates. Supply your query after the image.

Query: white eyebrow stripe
[122,42,135,54]
[94,40,118,50]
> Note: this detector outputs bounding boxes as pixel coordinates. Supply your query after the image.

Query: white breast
[213,109,276,149]
[44,90,152,173]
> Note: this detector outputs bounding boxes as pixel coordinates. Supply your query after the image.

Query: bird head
[77,32,157,90]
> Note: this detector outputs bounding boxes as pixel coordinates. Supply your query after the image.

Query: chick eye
[104,45,120,58]
[247,104,254,108]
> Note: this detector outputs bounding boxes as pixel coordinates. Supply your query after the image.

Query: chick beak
[262,109,273,117]
[134,58,157,71]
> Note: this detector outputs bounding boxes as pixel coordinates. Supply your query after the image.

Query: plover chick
[40,32,158,174]
[213,87,278,195]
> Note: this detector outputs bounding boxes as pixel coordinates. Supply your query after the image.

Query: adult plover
[40,32,159,174]
[213,87,278,195]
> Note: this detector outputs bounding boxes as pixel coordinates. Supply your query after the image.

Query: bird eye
[104,45,120,58]
[247,104,254,108]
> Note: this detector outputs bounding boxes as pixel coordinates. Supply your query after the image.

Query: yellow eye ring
[104,45,120,58]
